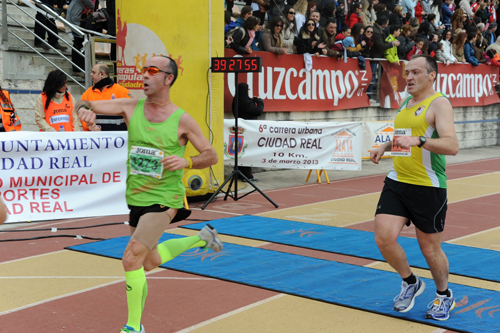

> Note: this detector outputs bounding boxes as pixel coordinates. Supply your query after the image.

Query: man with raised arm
[370,54,459,321]
[76,55,222,333]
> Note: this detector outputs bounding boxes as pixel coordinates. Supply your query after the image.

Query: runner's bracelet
[185,157,193,169]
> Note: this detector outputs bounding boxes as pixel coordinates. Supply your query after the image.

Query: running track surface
[1,158,500,333]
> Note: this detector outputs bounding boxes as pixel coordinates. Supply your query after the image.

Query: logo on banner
[373,124,394,149]
[330,128,357,164]
[414,106,425,116]
[224,126,248,159]
[116,9,184,90]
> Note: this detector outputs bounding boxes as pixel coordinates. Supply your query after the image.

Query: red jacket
[347,13,362,28]
[415,2,424,23]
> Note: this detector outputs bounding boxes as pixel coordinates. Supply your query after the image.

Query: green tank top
[125,98,186,207]
[388,92,447,188]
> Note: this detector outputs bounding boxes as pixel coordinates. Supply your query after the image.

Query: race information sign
[223,119,363,170]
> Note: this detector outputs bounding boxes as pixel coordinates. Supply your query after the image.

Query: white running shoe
[198,224,223,252]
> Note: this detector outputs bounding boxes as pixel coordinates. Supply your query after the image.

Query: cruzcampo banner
[116,1,224,195]
[379,61,500,109]
[223,119,363,170]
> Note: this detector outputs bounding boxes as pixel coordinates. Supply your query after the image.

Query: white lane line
[176,294,286,333]
[0,269,208,317]
[446,226,500,243]
[0,250,66,265]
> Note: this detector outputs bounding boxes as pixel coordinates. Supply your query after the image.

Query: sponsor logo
[126,284,132,291]
[414,106,425,116]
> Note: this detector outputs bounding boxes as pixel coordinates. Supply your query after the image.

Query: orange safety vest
[0,90,22,132]
[41,92,74,131]
[80,83,132,131]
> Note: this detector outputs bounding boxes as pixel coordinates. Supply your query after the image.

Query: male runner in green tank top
[76,55,222,333]
[370,55,459,321]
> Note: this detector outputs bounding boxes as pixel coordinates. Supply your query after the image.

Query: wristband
[80,105,93,112]
[185,157,193,169]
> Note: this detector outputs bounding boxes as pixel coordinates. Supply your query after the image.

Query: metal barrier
[0,0,116,88]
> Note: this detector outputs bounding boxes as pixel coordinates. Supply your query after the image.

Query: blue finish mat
[67,234,500,333]
[181,216,500,283]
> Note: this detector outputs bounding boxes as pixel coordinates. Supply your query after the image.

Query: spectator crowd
[225,0,500,69]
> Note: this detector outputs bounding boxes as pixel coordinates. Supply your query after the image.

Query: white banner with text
[362,121,395,159]
[0,132,128,223]
[223,119,363,170]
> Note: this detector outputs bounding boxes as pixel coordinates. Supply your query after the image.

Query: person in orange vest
[35,69,83,132]
[79,63,133,131]
[0,87,22,132]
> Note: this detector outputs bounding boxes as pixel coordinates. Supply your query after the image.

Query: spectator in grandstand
[402,0,417,19]
[486,35,500,54]
[459,0,474,18]
[452,31,468,62]
[67,0,94,76]
[434,42,451,64]
[371,15,398,58]
[294,0,308,32]
[461,11,472,31]
[336,24,352,40]
[421,0,432,20]
[0,86,22,132]
[409,17,420,38]
[251,0,268,24]
[397,25,415,59]
[485,48,500,66]
[426,13,442,36]
[465,32,480,65]
[79,63,133,131]
[374,3,389,19]
[351,23,365,44]
[415,0,426,23]
[319,1,337,28]
[428,33,439,54]
[226,0,234,16]
[361,25,375,58]
[440,0,452,27]
[225,10,236,34]
[320,20,342,58]
[346,2,364,28]
[306,1,317,19]
[360,0,377,26]
[294,19,327,55]
[260,17,288,55]
[381,0,396,12]
[440,29,458,63]
[474,36,489,64]
[34,0,68,50]
[416,20,432,41]
[268,0,285,20]
[282,5,298,53]
[310,10,322,27]
[474,2,491,23]
[227,16,260,55]
[388,5,405,28]
[483,22,497,46]
[385,25,401,64]
[235,6,254,27]
[233,83,263,182]
[451,8,465,32]
[235,6,263,50]
[430,0,442,27]
[36,69,82,132]
[406,38,428,60]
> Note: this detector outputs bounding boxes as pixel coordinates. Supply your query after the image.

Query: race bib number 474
[129,146,164,179]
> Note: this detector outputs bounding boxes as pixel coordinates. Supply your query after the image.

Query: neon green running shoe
[120,324,145,333]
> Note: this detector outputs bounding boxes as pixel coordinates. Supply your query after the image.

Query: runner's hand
[78,106,96,125]
[161,155,187,171]
[370,146,386,164]
[393,135,419,149]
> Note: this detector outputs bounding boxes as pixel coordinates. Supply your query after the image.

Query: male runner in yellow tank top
[76,55,222,333]
[370,54,459,321]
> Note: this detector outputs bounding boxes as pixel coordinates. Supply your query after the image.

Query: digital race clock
[211,57,262,73]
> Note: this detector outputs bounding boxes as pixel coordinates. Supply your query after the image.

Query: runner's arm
[75,98,137,125]
[422,97,459,155]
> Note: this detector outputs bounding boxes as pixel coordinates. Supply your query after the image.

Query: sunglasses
[307,23,316,26]
[289,11,296,14]
[141,66,172,76]
[366,30,373,33]
[276,24,283,27]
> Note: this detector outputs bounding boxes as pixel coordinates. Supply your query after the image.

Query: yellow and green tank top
[387,92,448,188]
[126,98,186,208]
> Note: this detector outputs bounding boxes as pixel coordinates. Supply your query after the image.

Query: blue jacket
[441,4,453,26]
[464,42,479,66]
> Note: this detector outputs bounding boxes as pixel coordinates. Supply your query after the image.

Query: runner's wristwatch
[418,136,427,148]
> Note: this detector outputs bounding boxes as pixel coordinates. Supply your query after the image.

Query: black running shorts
[375,178,448,233]
[128,204,192,228]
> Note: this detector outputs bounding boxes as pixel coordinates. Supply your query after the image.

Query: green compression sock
[125,267,147,331]
[157,235,206,264]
